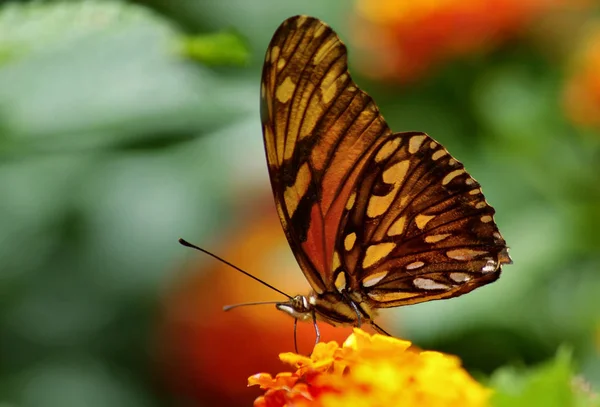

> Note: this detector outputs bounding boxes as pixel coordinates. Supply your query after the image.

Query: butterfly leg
[370,321,392,336]
[293,318,299,354]
[341,290,362,327]
[312,310,320,347]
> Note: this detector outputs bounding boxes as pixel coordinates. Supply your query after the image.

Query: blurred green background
[1,0,599,406]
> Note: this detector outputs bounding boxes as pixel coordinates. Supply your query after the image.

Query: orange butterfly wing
[260,16,511,305]
[261,16,393,294]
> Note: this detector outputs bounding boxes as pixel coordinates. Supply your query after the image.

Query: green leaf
[490,347,599,407]
[179,30,250,66]
[0,0,176,66]
[0,1,252,152]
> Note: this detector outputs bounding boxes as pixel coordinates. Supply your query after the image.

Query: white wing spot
[406,261,425,270]
[450,272,472,283]
[362,270,389,288]
[481,258,498,274]
[447,248,488,261]
[414,278,449,290]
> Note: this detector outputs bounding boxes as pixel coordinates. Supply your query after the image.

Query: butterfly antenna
[178,238,293,299]
[222,300,286,311]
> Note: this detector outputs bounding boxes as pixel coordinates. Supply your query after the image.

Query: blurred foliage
[0,0,599,406]
[490,348,599,407]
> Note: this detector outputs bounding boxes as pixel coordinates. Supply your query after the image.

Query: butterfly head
[276,294,315,322]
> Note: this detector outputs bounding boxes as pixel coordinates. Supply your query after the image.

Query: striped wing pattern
[261,16,393,294]
[260,15,510,309]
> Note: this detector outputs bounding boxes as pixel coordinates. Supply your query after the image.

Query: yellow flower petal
[249,328,490,407]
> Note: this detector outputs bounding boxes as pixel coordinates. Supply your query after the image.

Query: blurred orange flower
[249,328,490,407]
[353,0,591,83]
[563,26,600,128]
[158,199,365,407]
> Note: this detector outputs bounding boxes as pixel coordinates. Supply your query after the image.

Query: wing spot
[261,82,266,97]
[382,160,410,184]
[446,248,488,261]
[322,79,337,103]
[388,216,406,236]
[368,291,420,302]
[475,201,487,209]
[442,169,466,185]
[429,141,438,149]
[276,76,295,103]
[469,188,481,195]
[449,158,457,166]
[346,191,356,210]
[363,243,396,268]
[332,251,341,271]
[367,189,396,218]
[425,233,451,243]
[408,134,426,154]
[450,272,472,283]
[465,178,475,185]
[481,215,493,223]
[313,24,327,37]
[362,270,388,288]
[375,137,401,163]
[415,214,435,230]
[313,36,338,64]
[270,46,280,63]
[334,271,347,292]
[414,278,449,290]
[367,161,410,218]
[296,15,308,27]
[481,258,498,273]
[432,149,447,160]
[283,162,311,216]
[277,58,286,70]
[344,233,357,251]
[406,261,425,270]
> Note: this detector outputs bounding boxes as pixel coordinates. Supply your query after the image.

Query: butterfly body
[261,16,512,333]
[276,291,377,328]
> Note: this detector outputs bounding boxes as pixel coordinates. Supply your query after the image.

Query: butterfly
[260,15,512,336]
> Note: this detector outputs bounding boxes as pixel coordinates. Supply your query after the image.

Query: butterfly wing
[260,16,393,294]
[335,131,512,307]
[261,15,511,306]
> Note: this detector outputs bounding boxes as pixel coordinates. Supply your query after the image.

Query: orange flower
[249,329,490,407]
[353,0,591,83]
[563,26,600,128]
